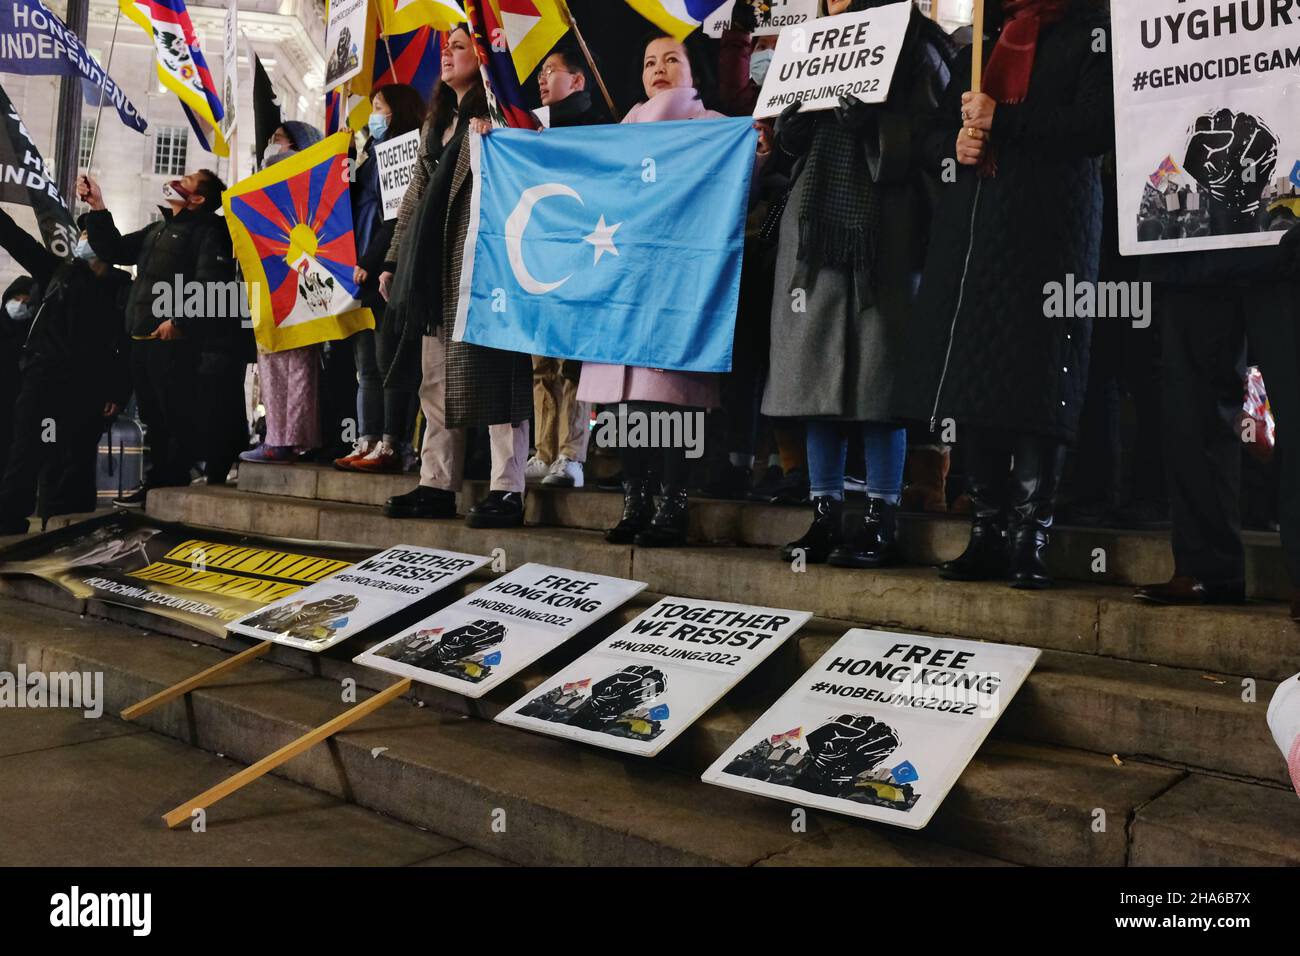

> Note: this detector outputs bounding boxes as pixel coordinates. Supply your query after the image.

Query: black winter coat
[82,206,238,344]
[0,208,132,404]
[891,8,1113,442]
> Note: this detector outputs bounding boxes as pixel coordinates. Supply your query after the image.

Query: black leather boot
[634,485,689,548]
[605,479,655,544]
[465,490,525,529]
[384,485,458,519]
[829,497,900,569]
[1007,437,1067,589]
[939,433,1010,581]
[780,495,843,563]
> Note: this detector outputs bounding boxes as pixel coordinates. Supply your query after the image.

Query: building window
[78,118,97,170]
[153,126,188,177]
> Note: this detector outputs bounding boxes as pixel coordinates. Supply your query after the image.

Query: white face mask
[5,299,32,322]
[161,180,192,204]
[74,237,96,261]
[750,49,775,86]
[264,143,288,165]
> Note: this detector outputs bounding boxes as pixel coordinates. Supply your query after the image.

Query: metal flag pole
[85,6,124,176]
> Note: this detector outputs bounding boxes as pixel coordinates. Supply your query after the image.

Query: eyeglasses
[539,67,575,81]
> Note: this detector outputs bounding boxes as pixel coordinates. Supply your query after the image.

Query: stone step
[235,461,1293,601]
[146,485,1300,687]
[7,590,1298,866]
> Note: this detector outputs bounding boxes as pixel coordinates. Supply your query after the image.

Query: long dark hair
[637,30,716,109]
[373,83,427,139]
[430,24,488,141]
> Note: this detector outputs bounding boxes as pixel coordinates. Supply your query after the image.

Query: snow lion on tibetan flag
[223,132,374,352]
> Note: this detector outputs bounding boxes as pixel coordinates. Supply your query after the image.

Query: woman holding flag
[381,24,534,528]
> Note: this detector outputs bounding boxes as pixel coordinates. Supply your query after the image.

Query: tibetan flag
[770,727,801,746]
[1148,155,1181,189]
[378,0,469,33]
[325,89,344,135]
[625,0,731,40]
[224,132,375,352]
[120,0,228,155]
[373,26,442,102]
[467,0,540,129]
[491,0,572,82]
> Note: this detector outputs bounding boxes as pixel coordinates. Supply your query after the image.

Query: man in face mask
[77,167,235,504]
[0,211,132,532]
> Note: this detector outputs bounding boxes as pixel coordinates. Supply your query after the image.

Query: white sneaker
[542,455,584,488]
[524,455,551,483]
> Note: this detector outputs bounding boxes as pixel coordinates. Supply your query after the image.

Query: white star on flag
[584,215,621,266]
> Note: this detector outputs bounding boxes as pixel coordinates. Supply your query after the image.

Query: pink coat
[576,87,724,409]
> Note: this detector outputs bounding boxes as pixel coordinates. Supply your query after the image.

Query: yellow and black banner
[0,513,375,636]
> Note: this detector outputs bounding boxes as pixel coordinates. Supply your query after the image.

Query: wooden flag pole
[120,640,274,722]
[971,0,985,93]
[567,13,621,122]
[162,678,412,829]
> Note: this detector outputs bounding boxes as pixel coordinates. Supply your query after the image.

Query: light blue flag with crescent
[453,117,757,374]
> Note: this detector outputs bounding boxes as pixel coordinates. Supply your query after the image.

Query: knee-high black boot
[939,432,1010,581]
[1007,436,1068,589]
[635,484,689,548]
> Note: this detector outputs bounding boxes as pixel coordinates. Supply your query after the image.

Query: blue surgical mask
[74,237,96,261]
[5,299,32,322]
[368,112,390,140]
[750,49,774,86]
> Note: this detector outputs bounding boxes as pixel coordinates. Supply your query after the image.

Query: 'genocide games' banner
[228,545,489,652]
[353,563,646,699]
[751,1,912,119]
[1113,1,1300,255]
[702,629,1038,829]
[0,513,371,636]
[496,597,811,756]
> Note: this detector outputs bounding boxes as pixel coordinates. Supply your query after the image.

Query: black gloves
[775,100,817,158]
[803,714,900,789]
[834,93,878,134]
[730,0,759,33]
[430,618,506,663]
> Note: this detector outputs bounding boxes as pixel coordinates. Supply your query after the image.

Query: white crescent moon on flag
[505,183,583,295]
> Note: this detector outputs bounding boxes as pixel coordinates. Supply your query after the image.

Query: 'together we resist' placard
[353,563,647,698]
[497,597,811,756]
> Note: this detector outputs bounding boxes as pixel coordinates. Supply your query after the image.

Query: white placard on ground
[1112,1,1300,255]
[496,597,811,756]
[1267,674,1300,795]
[704,0,820,39]
[751,1,913,119]
[227,545,489,652]
[702,628,1039,829]
[374,128,422,221]
[323,0,369,89]
[352,563,647,698]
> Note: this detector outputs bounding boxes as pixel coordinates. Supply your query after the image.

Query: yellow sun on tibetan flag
[490,0,572,82]
[223,133,374,352]
[379,0,469,34]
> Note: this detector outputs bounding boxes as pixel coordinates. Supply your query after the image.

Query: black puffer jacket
[891,6,1113,442]
[82,206,235,341]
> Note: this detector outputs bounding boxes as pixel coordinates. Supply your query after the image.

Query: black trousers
[0,359,106,524]
[197,351,249,481]
[131,338,200,488]
[1158,281,1300,587]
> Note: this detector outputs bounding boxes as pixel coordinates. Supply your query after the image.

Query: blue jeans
[806,420,906,502]
[351,328,383,442]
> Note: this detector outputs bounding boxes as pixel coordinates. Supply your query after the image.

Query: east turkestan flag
[223,132,375,352]
[120,0,228,155]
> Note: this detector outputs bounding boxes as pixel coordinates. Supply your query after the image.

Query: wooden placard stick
[971,0,985,93]
[567,11,621,122]
[120,640,273,722]
[161,678,413,829]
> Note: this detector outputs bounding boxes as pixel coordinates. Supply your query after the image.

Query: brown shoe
[1134,575,1246,606]
[900,446,950,514]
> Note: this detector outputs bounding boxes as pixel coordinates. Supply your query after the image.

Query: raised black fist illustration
[1183,109,1277,222]
[428,619,505,663]
[803,714,900,791]
[571,665,667,729]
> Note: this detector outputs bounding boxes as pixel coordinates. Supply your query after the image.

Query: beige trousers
[532,355,590,463]
[419,335,529,493]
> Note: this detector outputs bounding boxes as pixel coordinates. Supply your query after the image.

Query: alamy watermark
[1043,274,1152,329]
[592,402,705,459]
[0,665,103,718]
[151,275,254,327]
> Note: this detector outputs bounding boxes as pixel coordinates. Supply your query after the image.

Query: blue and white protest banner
[0,0,147,135]
[454,116,757,374]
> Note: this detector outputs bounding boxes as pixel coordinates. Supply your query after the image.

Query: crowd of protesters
[0,0,1296,625]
